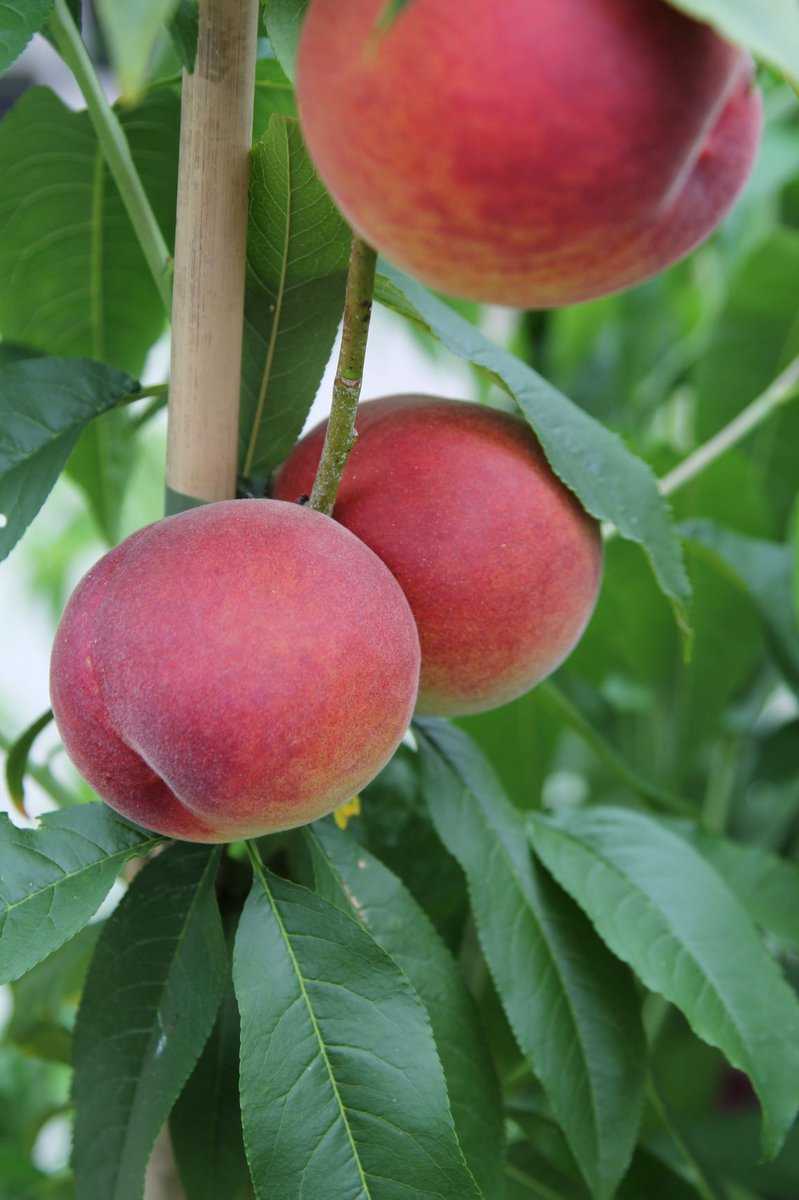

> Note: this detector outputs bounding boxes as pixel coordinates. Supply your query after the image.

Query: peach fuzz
[274,397,603,715]
[50,500,420,842]
[297,0,762,308]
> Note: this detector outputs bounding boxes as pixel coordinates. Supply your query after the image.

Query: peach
[50,500,420,842]
[274,397,602,715]
[296,0,762,308]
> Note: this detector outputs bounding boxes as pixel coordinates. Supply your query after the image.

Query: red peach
[50,500,420,842]
[274,397,602,715]
[297,0,762,308]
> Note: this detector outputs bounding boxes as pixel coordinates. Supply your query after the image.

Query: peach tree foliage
[0,2,798,1200]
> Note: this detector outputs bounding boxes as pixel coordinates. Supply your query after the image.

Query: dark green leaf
[683,521,799,695]
[263,0,309,81]
[171,984,250,1200]
[168,0,198,68]
[234,859,481,1200]
[376,264,691,630]
[663,0,799,82]
[416,719,646,1200]
[4,709,53,817]
[0,356,137,560]
[73,844,226,1200]
[240,115,349,478]
[0,0,53,73]
[0,86,179,374]
[529,806,799,1157]
[306,819,504,1199]
[0,804,158,984]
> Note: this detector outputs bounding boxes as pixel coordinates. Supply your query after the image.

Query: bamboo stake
[166,0,260,513]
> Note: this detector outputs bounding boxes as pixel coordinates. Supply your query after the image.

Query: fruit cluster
[50,0,760,843]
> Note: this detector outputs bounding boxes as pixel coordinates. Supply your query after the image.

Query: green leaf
[376,264,691,631]
[168,0,198,69]
[73,844,226,1200]
[682,521,799,696]
[4,709,53,817]
[528,806,799,1158]
[674,825,799,953]
[0,0,53,73]
[0,356,137,561]
[263,0,309,81]
[96,0,181,101]
[252,57,296,140]
[695,230,799,528]
[0,86,179,375]
[416,719,646,1200]
[9,923,101,1059]
[664,0,799,83]
[306,819,505,1200]
[240,115,349,478]
[171,984,250,1200]
[66,409,137,544]
[0,804,159,984]
[793,493,799,620]
[458,689,562,812]
[234,857,482,1200]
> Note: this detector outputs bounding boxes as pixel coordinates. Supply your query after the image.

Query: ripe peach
[274,397,602,715]
[297,0,762,308]
[50,500,420,842]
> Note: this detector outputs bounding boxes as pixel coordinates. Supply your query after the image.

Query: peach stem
[309,238,378,516]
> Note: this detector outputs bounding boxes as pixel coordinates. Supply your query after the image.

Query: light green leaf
[263,0,309,81]
[675,825,799,952]
[306,819,505,1200]
[664,0,799,83]
[0,0,53,73]
[416,719,646,1200]
[96,0,181,101]
[529,806,799,1158]
[0,86,179,375]
[240,115,349,477]
[234,858,482,1200]
[66,409,138,544]
[376,264,691,631]
[0,803,159,984]
[73,844,227,1200]
[0,356,137,560]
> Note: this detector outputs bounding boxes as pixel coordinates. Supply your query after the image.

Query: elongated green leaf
[96,0,181,101]
[263,0,310,81]
[4,709,53,817]
[234,860,481,1200]
[674,825,799,952]
[73,843,226,1200]
[0,356,137,560]
[241,115,349,478]
[306,820,504,1199]
[0,0,52,72]
[682,521,799,695]
[171,985,250,1200]
[416,719,646,1200]
[376,264,691,629]
[664,0,799,83]
[528,806,799,1158]
[0,87,179,374]
[0,804,159,984]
